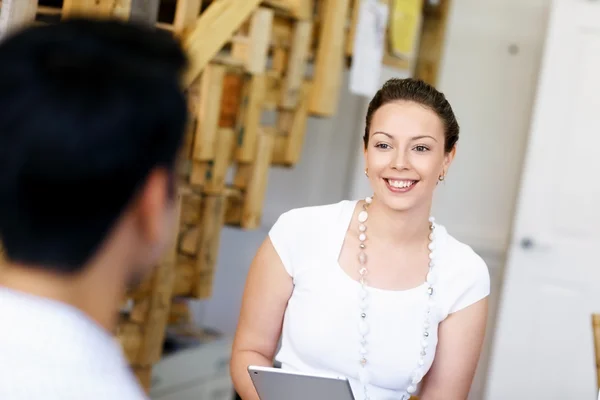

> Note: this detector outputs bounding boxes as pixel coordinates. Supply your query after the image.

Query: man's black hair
[0,18,189,273]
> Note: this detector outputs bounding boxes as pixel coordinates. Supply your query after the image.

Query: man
[0,18,189,399]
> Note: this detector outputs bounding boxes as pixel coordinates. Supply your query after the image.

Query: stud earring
[364,168,369,177]
[438,173,445,182]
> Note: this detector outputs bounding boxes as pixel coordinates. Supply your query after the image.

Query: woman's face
[364,101,455,213]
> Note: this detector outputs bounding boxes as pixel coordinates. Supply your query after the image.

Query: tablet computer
[247,365,356,400]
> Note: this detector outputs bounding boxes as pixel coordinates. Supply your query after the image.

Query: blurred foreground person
[0,18,188,399]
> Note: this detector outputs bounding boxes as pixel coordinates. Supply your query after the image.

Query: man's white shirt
[0,287,148,400]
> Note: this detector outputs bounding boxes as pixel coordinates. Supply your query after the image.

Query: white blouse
[269,200,490,400]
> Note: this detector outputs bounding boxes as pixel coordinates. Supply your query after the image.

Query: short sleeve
[268,211,294,277]
[446,253,491,315]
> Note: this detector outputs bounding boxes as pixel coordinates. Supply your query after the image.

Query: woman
[230,78,490,400]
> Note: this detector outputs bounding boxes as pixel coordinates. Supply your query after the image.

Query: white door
[484,0,600,399]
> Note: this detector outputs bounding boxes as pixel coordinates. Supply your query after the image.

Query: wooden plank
[224,187,244,226]
[413,0,451,86]
[172,255,194,296]
[182,0,263,86]
[280,20,312,109]
[219,72,244,128]
[189,161,210,186]
[272,81,310,165]
[129,0,161,25]
[192,63,226,161]
[0,0,38,39]
[180,190,202,225]
[261,0,313,20]
[236,74,266,162]
[264,72,282,110]
[194,194,227,298]
[62,0,131,19]
[271,48,288,78]
[173,0,202,36]
[593,314,600,390]
[345,0,359,57]
[241,131,275,229]
[179,225,199,255]
[246,7,274,74]
[308,0,351,117]
[205,128,235,194]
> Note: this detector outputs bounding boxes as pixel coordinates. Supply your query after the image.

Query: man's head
[0,18,189,283]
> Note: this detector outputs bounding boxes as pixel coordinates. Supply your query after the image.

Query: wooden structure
[0,0,452,392]
[593,314,600,391]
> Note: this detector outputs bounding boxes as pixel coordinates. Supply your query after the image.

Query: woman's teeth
[387,179,415,188]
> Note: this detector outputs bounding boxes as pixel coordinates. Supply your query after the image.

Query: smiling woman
[230,78,490,400]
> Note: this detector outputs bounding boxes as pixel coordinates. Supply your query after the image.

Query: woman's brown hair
[364,78,459,153]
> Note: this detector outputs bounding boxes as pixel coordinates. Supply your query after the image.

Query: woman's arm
[418,297,489,400]
[230,237,294,400]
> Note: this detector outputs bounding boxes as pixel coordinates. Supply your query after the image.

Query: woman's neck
[363,196,432,247]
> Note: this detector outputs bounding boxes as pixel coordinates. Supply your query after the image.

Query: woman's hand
[418,297,489,400]
[230,237,294,400]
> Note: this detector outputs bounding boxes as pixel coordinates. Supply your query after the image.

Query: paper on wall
[349,0,389,98]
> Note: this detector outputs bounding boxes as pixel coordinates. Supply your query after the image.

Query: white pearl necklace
[356,196,437,400]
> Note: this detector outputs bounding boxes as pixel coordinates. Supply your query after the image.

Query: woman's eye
[414,145,429,152]
[376,143,391,149]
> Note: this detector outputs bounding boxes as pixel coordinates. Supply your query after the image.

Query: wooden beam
[191,63,226,162]
[413,0,451,86]
[194,194,227,298]
[280,20,312,109]
[261,0,313,20]
[204,127,235,194]
[345,0,359,58]
[62,0,131,19]
[241,130,275,229]
[272,81,310,165]
[308,0,350,117]
[245,7,273,74]
[0,0,38,39]
[235,74,266,162]
[182,0,263,86]
[173,0,202,36]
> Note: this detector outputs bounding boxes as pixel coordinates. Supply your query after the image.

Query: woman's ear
[443,145,457,170]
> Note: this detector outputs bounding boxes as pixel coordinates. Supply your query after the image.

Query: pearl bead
[365,196,373,204]
[407,385,416,394]
[358,211,368,223]
[358,251,367,264]
[359,233,366,241]
[359,224,366,232]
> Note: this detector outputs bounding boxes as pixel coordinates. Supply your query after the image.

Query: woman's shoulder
[274,199,356,229]
[434,222,491,315]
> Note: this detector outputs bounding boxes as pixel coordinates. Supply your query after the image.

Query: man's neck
[0,261,127,334]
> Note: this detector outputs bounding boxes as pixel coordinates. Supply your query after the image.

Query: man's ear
[134,168,171,245]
